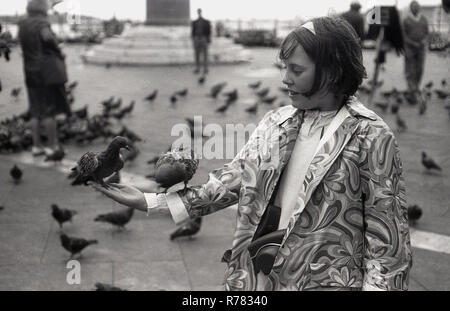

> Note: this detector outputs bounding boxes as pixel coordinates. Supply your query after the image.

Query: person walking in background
[403,1,429,105]
[18,0,70,157]
[341,1,365,41]
[191,8,211,75]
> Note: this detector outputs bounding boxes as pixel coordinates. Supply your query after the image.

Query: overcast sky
[1,0,443,21]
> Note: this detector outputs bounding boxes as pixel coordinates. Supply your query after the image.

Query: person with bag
[92,17,412,291]
[18,0,70,157]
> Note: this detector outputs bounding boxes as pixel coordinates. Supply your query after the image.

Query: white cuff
[165,192,191,225]
[144,193,168,216]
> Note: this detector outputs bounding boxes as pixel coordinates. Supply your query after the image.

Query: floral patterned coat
[173,96,412,291]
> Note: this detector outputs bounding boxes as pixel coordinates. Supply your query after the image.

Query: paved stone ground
[0,44,449,290]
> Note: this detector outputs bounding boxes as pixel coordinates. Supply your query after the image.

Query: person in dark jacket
[341,1,365,41]
[402,1,429,105]
[18,0,70,157]
[191,8,211,75]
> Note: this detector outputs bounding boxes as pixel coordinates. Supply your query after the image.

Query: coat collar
[273,96,377,126]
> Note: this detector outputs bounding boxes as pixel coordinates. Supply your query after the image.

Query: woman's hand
[90,183,147,211]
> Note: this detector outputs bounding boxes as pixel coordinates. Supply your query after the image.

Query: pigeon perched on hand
[10,165,22,184]
[94,207,134,229]
[154,146,199,193]
[421,152,442,171]
[170,217,202,240]
[68,136,130,186]
[60,234,98,258]
[51,204,77,229]
[94,283,127,291]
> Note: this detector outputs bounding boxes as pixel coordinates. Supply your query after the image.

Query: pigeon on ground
[223,89,238,102]
[441,79,447,87]
[424,81,433,89]
[221,249,232,263]
[176,88,188,97]
[396,114,407,132]
[198,76,206,85]
[215,103,230,113]
[154,146,199,193]
[145,90,158,102]
[94,283,127,291]
[390,103,399,114]
[10,165,22,183]
[208,82,227,99]
[60,234,98,258]
[261,95,277,104]
[248,81,262,89]
[375,101,389,113]
[170,94,178,106]
[407,204,422,225]
[11,87,21,98]
[421,152,442,171]
[44,146,66,162]
[94,207,134,229]
[67,81,78,91]
[256,87,270,98]
[419,101,427,115]
[120,100,135,115]
[68,136,130,186]
[0,78,2,93]
[51,204,77,229]
[74,105,88,119]
[245,103,258,114]
[435,89,449,100]
[170,217,202,240]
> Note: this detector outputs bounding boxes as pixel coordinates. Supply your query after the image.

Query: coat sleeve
[146,111,274,225]
[360,128,412,291]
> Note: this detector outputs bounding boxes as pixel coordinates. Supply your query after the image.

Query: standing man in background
[403,1,429,105]
[341,1,365,42]
[192,8,211,75]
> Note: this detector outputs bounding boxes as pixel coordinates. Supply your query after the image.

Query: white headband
[301,21,316,35]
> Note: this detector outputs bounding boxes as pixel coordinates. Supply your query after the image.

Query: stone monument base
[82,26,251,66]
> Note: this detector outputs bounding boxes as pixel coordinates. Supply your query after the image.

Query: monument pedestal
[82,25,251,66]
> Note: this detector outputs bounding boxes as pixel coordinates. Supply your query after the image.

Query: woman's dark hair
[278,16,367,98]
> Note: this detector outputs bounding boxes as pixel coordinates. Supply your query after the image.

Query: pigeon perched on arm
[154,146,199,193]
[60,234,98,258]
[68,136,130,186]
[170,217,202,240]
[51,204,77,229]
[94,207,134,229]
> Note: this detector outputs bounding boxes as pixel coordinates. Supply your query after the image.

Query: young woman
[93,17,412,291]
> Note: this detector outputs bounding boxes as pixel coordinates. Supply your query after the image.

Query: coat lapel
[282,113,360,243]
